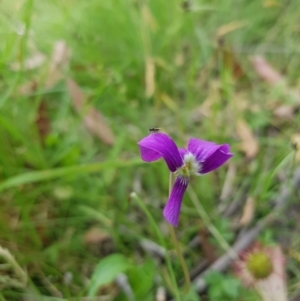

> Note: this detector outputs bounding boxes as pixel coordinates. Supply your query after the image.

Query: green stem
[168,173,191,293]
[168,224,191,293]
[0,0,35,108]
[187,185,237,260]
[130,192,181,301]
[0,294,6,301]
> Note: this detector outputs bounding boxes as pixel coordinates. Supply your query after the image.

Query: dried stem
[0,245,27,286]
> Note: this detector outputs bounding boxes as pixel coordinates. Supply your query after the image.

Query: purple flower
[138,133,233,226]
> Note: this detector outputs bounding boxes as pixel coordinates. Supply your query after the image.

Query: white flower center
[175,153,201,178]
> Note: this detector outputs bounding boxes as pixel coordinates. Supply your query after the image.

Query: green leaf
[0,158,142,193]
[127,259,156,298]
[221,278,240,298]
[88,253,132,297]
[182,286,201,301]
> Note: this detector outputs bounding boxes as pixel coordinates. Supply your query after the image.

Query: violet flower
[138,132,233,226]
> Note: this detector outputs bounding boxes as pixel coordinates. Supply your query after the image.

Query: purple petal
[187,138,233,174]
[163,176,189,227]
[138,133,184,172]
[201,147,233,173]
[178,148,188,159]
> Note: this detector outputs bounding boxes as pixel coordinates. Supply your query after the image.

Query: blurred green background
[1,0,300,300]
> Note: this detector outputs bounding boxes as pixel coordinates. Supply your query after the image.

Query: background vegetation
[1,0,300,300]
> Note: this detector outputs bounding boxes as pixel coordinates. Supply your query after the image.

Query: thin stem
[0,294,6,301]
[168,224,191,293]
[168,172,175,197]
[130,192,181,301]
[168,173,191,293]
[0,246,27,285]
[187,185,238,260]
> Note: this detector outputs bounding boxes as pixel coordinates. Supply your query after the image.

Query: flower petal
[187,138,233,174]
[201,146,233,173]
[138,133,184,172]
[163,176,189,226]
[178,147,188,159]
[188,138,226,161]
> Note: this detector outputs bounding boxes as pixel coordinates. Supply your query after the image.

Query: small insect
[149,127,160,133]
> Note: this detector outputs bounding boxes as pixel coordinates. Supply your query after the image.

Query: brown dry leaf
[174,53,184,67]
[36,101,50,140]
[251,55,300,105]
[238,197,255,226]
[84,227,110,245]
[191,81,220,122]
[216,40,244,80]
[160,93,178,112]
[11,52,46,71]
[18,80,38,95]
[199,228,216,264]
[84,227,114,256]
[273,105,294,119]
[67,79,115,145]
[291,134,300,163]
[45,40,71,88]
[222,48,244,79]
[145,56,156,98]
[236,119,259,158]
[216,21,247,37]
[232,92,251,112]
[250,55,284,85]
[220,163,236,201]
[251,55,300,118]
[263,0,280,7]
[16,79,50,141]
[19,41,71,93]
[16,40,70,143]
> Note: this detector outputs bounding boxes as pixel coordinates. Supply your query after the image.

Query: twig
[140,239,166,259]
[37,268,63,298]
[156,286,166,301]
[115,273,135,301]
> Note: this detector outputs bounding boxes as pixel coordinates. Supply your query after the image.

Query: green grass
[1,0,300,300]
